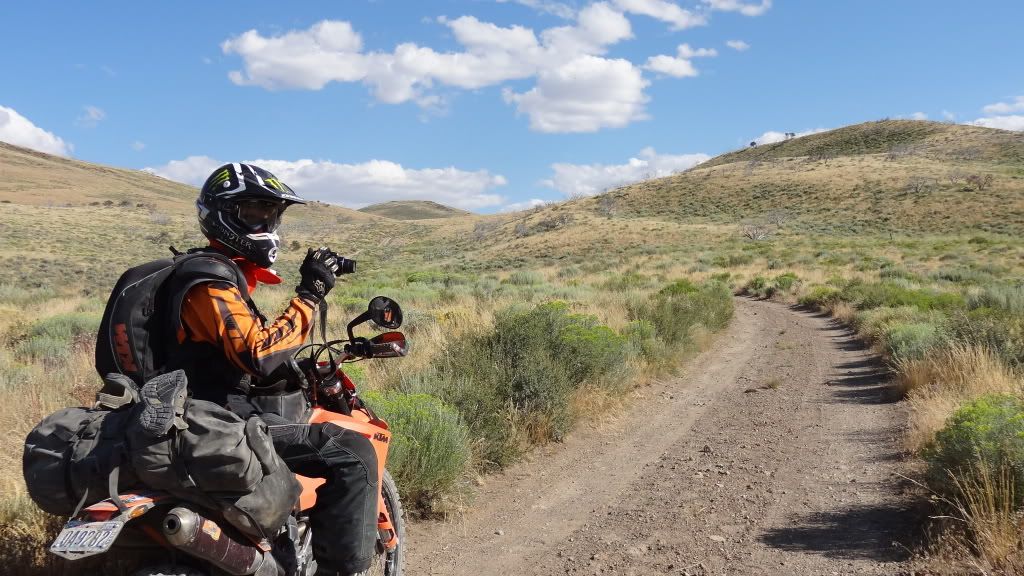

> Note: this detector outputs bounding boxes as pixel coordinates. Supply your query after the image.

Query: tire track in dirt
[406,298,917,575]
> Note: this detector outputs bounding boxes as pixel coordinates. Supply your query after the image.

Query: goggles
[235,199,286,233]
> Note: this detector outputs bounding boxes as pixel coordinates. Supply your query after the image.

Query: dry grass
[901,345,1023,451]
[918,464,1024,574]
[952,464,1023,569]
[829,300,858,324]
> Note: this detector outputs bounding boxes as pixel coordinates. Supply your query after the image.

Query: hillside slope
[580,120,1024,235]
[0,142,397,289]
[358,200,470,220]
[0,141,198,209]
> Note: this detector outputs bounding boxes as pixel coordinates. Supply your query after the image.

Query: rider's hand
[348,337,372,358]
[296,247,339,304]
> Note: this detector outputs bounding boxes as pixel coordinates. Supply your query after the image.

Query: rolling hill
[1,119,1022,286]
[579,120,1024,235]
[358,200,470,220]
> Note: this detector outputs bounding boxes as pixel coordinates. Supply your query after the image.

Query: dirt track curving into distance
[406,298,919,575]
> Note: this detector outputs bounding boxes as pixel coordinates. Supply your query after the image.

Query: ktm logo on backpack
[113,323,139,373]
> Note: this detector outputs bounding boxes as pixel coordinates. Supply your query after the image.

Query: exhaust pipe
[163,507,281,576]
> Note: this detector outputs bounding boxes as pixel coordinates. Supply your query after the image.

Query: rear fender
[80,492,170,522]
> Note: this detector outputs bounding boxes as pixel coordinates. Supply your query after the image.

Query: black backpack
[95,249,250,386]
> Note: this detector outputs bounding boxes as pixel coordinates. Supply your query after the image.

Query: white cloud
[500,198,549,212]
[644,54,697,77]
[223,21,368,91]
[143,156,223,186]
[222,10,631,101]
[677,43,717,58]
[222,3,736,133]
[540,3,634,57]
[982,96,1024,115]
[496,0,576,19]
[726,39,750,51]
[76,105,106,128]
[968,115,1024,132]
[504,55,649,132]
[0,105,72,156]
[612,0,707,30]
[644,43,716,77]
[703,0,772,16]
[543,147,709,196]
[910,112,928,120]
[752,127,827,145]
[941,110,956,121]
[145,157,508,210]
[131,141,146,151]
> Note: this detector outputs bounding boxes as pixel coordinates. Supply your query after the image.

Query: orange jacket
[178,281,316,378]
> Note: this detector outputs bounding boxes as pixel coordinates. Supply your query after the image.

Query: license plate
[50,519,125,560]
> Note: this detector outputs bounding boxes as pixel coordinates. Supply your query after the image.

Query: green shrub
[658,279,699,296]
[26,312,100,341]
[931,268,994,285]
[624,319,664,363]
[746,276,768,295]
[406,270,443,283]
[634,281,733,346]
[0,284,55,307]
[948,310,1024,368]
[967,285,1024,314]
[840,281,965,311]
[923,394,1024,507]
[361,391,471,511]
[557,266,581,279]
[15,311,101,362]
[504,270,544,286]
[419,301,631,467]
[601,272,648,291]
[711,253,755,268]
[885,322,943,361]
[773,272,799,293]
[798,285,840,307]
[559,322,627,383]
[878,267,918,281]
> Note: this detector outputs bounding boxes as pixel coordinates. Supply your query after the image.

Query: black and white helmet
[197,163,306,268]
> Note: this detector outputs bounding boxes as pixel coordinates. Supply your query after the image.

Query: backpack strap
[106,466,128,514]
[167,250,250,336]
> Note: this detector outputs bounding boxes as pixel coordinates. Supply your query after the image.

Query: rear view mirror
[368,296,403,329]
[347,296,404,341]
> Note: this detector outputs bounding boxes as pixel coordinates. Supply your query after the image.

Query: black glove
[296,247,339,304]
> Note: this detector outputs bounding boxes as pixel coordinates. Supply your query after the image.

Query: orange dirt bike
[48,296,409,576]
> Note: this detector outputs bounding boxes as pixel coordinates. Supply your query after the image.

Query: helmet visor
[235,199,286,233]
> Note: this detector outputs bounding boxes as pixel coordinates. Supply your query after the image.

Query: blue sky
[1,0,1022,212]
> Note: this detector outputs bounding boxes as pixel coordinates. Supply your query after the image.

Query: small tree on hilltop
[965,174,994,191]
[597,194,617,217]
[741,223,771,241]
[905,176,934,195]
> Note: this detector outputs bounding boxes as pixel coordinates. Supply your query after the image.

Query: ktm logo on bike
[373,432,390,444]
[113,323,139,373]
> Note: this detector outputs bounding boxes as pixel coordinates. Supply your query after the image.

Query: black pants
[266,420,379,574]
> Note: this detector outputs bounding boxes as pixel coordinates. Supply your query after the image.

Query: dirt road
[406,298,918,575]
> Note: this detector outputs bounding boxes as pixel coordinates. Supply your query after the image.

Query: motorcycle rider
[162,163,376,575]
